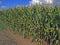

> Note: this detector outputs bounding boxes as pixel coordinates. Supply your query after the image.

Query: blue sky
[0,0,30,9]
[0,0,60,9]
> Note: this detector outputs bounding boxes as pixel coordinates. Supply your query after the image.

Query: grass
[0,21,7,30]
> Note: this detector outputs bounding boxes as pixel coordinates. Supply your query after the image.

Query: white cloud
[29,0,42,5]
[45,0,53,4]
[29,0,53,5]
[31,0,40,4]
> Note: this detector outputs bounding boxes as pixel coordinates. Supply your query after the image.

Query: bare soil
[0,30,37,45]
[0,30,47,45]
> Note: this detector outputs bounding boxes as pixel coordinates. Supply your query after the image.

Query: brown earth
[0,30,47,45]
[0,30,37,45]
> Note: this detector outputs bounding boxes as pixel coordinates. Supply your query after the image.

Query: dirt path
[0,30,17,45]
[0,30,36,45]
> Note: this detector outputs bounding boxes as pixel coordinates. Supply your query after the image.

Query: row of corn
[0,5,60,45]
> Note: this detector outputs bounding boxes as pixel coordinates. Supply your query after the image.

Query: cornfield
[0,5,60,45]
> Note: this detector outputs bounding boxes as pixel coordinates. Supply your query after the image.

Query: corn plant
[0,5,60,45]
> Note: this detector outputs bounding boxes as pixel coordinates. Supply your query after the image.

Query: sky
[0,0,30,9]
[0,0,60,9]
